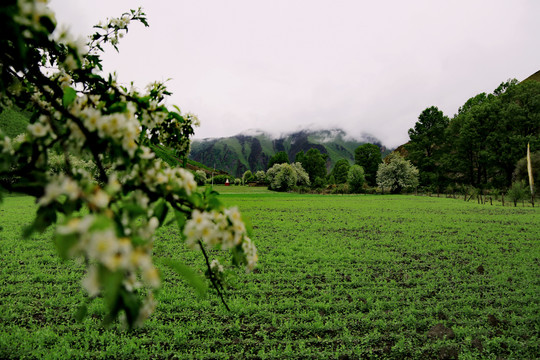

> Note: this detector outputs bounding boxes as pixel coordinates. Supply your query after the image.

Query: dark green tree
[347,165,366,193]
[444,93,495,187]
[444,79,539,189]
[267,151,289,169]
[513,151,540,184]
[299,148,327,185]
[406,106,449,191]
[294,150,305,163]
[487,80,540,187]
[354,143,382,186]
[330,159,350,184]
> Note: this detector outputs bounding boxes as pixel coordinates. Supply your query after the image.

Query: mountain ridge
[188,128,389,177]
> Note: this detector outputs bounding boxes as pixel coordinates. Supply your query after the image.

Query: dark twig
[198,240,230,312]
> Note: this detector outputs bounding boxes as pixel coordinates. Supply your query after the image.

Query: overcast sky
[49,0,540,148]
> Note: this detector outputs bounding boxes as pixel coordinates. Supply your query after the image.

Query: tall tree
[406,106,449,191]
[347,165,366,193]
[444,79,539,189]
[267,151,289,169]
[354,143,381,186]
[487,79,540,187]
[330,159,351,184]
[299,148,327,184]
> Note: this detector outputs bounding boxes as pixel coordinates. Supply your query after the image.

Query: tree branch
[198,240,230,312]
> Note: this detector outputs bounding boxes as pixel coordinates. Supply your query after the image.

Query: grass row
[0,188,538,359]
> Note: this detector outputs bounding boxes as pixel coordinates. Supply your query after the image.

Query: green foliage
[406,106,449,190]
[354,143,382,186]
[254,170,266,183]
[149,143,181,167]
[312,176,327,189]
[330,158,350,184]
[193,170,207,186]
[507,180,528,206]
[267,150,289,169]
[443,80,540,188]
[513,151,539,185]
[347,164,365,193]
[266,162,309,192]
[377,152,419,193]
[2,192,538,358]
[0,107,29,138]
[242,170,254,184]
[299,148,327,185]
[211,174,231,185]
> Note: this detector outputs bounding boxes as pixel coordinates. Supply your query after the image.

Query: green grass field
[0,187,538,359]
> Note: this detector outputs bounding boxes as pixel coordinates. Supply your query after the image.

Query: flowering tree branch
[0,0,257,329]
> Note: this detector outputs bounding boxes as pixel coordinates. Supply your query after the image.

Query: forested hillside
[189,129,388,177]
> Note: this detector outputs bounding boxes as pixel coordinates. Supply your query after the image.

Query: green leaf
[174,209,186,229]
[189,192,204,208]
[162,259,207,298]
[120,289,141,328]
[24,205,57,238]
[243,215,254,238]
[121,203,147,217]
[54,232,79,260]
[89,215,112,231]
[62,87,77,108]
[101,268,123,325]
[153,199,168,225]
[169,111,183,122]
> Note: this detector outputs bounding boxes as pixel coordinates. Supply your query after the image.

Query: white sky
[49,0,540,148]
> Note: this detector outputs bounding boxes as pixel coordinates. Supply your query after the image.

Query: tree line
[250,77,539,196]
[406,78,539,193]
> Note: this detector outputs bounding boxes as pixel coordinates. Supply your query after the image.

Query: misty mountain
[188,129,389,177]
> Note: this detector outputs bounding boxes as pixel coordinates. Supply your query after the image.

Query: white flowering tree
[376,152,419,194]
[0,1,257,328]
[266,162,310,191]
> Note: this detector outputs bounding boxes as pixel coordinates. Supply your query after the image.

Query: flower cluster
[124,158,198,195]
[57,215,160,292]
[184,207,258,271]
[90,8,146,49]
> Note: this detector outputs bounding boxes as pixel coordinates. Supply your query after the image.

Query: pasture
[0,187,538,359]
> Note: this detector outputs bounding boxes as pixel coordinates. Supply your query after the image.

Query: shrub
[194,170,207,186]
[507,180,528,206]
[330,183,350,194]
[290,162,310,187]
[254,170,267,184]
[347,165,365,193]
[313,176,327,189]
[242,170,254,184]
[212,174,231,185]
[266,162,310,192]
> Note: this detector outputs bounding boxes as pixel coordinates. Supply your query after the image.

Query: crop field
[0,187,539,359]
